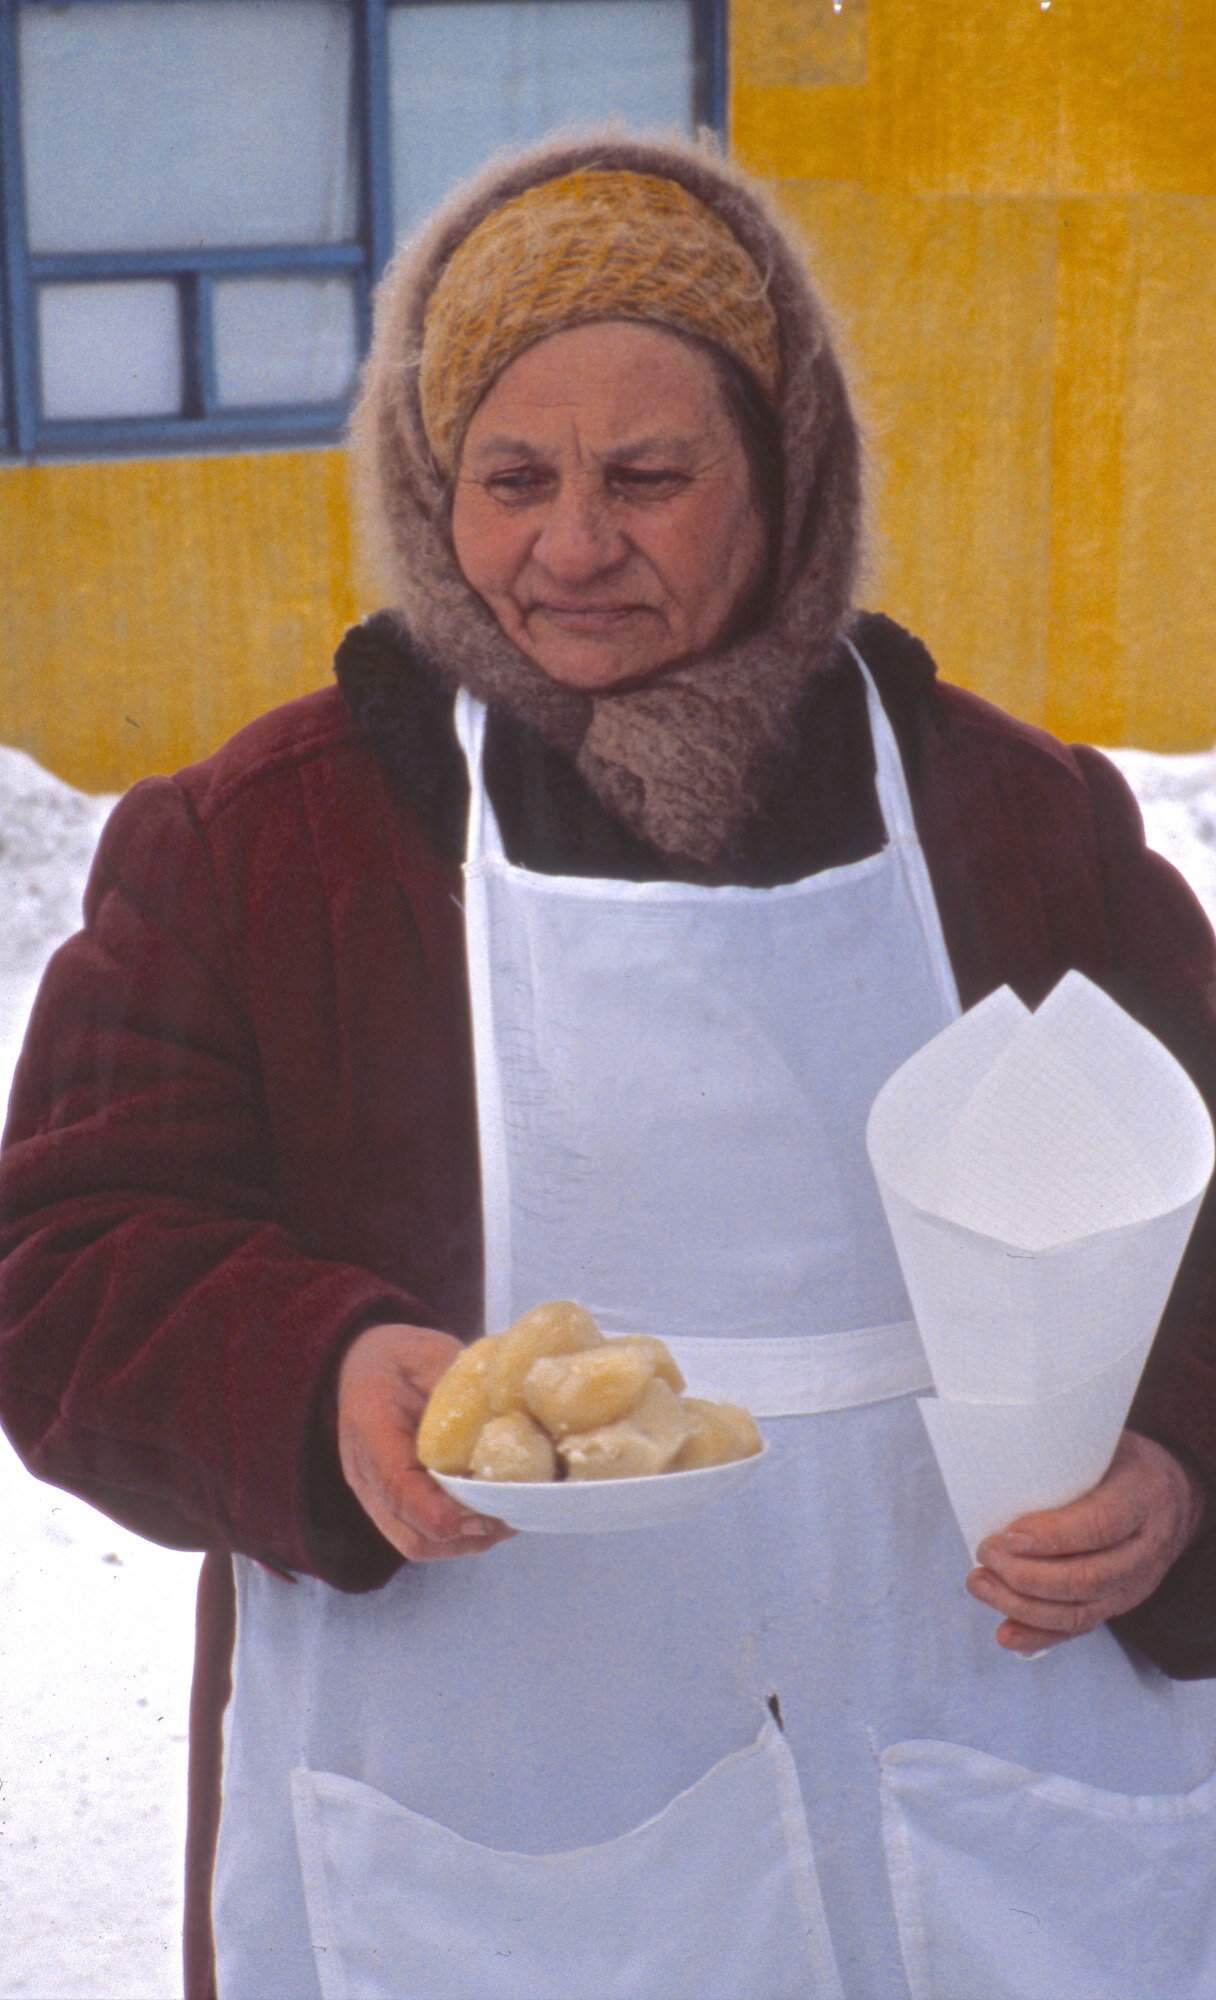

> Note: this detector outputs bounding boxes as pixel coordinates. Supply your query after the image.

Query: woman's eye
[611,468,687,498]
[484,467,552,501]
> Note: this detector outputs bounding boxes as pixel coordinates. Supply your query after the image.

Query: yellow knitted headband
[418,169,781,474]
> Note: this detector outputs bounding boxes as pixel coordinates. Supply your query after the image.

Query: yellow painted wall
[0,448,362,792]
[733,0,1216,750]
[3,0,1214,790]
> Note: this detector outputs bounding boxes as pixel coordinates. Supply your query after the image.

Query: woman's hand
[337,1322,515,1561]
[966,1431,1206,1655]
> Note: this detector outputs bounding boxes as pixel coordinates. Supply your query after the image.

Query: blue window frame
[0,0,724,460]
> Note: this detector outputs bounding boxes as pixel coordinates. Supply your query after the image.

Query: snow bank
[2,735,1216,1997]
[0,1447,198,1998]
[0,747,118,1109]
[1102,744,1216,929]
[0,752,196,2000]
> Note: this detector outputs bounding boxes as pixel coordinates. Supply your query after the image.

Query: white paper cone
[865,972,1214,1553]
[931,975,1211,1247]
[865,982,1030,1203]
[867,972,1214,1401]
[918,1342,1147,1557]
[877,1187,1203,1401]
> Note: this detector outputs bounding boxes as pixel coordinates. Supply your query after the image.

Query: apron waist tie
[656,1322,933,1417]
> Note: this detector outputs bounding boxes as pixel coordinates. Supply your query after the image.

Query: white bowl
[432,1443,769,1534]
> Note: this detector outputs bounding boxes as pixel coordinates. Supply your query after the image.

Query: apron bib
[214,649,1216,2000]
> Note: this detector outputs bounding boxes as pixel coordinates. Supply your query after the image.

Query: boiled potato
[561,1377,690,1481]
[629,1377,691,1462]
[421,1302,762,1490]
[470,1411,557,1483]
[485,1300,603,1415]
[560,1422,665,1481]
[415,1335,500,1474]
[523,1344,655,1437]
[603,1334,685,1392]
[672,1398,764,1471]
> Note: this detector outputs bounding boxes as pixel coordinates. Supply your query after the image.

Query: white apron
[213,648,1216,2000]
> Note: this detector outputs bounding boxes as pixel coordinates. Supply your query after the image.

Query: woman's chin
[523,638,686,694]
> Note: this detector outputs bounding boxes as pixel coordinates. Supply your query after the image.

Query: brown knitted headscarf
[418,168,782,474]
[350,133,862,872]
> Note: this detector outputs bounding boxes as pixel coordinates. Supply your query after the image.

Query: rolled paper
[917,1342,1147,1557]
[867,973,1213,1403]
[867,972,1215,1551]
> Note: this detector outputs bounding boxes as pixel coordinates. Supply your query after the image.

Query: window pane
[20,1,356,254]
[39,282,182,419]
[388,1,693,237]
[213,276,358,407]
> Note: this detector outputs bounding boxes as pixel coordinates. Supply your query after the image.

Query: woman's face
[450,321,768,691]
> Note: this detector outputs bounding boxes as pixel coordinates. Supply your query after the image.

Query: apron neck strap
[453,688,506,865]
[842,639,917,846]
[454,646,916,867]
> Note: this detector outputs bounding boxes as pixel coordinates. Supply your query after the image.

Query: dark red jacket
[5,614,1216,1997]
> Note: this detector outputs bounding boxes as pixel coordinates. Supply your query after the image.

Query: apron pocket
[290,1719,843,2000]
[880,1737,1216,2000]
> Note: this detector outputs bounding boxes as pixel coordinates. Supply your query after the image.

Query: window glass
[213,276,359,407]
[387,0,694,237]
[20,1,356,255]
[38,282,182,419]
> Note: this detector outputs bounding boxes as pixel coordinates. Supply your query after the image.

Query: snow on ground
[0,751,198,2000]
[0,734,1215,1998]
[1101,744,1216,928]
[0,1447,198,1998]
[0,748,118,1116]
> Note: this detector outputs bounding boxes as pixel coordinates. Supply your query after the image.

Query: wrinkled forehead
[456,322,743,466]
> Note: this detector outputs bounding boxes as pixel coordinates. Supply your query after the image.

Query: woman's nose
[532,481,625,583]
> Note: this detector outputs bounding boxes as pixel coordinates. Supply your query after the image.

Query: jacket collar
[334,609,938,888]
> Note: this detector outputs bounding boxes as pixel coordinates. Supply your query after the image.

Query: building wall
[3,0,1215,789]
[0,449,360,792]
[733,0,1216,751]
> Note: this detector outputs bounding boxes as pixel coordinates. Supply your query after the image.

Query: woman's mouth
[532,603,650,633]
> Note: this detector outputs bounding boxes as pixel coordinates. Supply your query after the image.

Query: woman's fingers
[340,1422,506,1559]
[965,1431,1206,1651]
[970,1527,1143,1607]
[337,1321,514,1561]
[343,1427,511,1561]
[966,1564,1123,1642]
[989,1448,1148,1561]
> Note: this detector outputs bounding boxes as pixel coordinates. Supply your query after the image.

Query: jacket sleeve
[0,774,413,1591]
[1073,745,1216,1676]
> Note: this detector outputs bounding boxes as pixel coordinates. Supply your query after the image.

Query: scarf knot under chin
[427,599,843,875]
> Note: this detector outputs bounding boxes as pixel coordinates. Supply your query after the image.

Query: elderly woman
[4,136,1216,2000]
